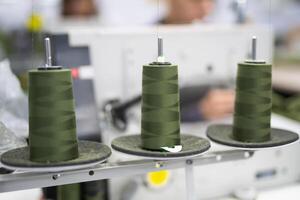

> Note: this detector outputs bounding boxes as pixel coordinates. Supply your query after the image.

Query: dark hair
[62,0,97,17]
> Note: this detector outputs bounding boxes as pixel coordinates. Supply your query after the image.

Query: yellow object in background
[147,170,170,188]
[26,14,43,32]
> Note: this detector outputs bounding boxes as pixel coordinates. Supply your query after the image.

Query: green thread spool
[273,92,300,122]
[206,36,299,148]
[29,68,81,200]
[286,97,300,121]
[82,181,105,200]
[232,61,272,142]
[111,37,211,157]
[28,69,79,162]
[57,183,81,200]
[141,63,181,150]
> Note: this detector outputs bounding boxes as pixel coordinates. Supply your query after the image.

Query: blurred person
[161,0,236,121]
[162,0,215,24]
[63,0,98,17]
[160,0,248,25]
[99,0,246,26]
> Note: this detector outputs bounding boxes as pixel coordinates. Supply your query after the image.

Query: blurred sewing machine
[47,25,300,200]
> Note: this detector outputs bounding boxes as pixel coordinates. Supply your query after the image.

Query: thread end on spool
[161,145,183,153]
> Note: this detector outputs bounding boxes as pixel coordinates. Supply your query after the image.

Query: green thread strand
[28,69,79,162]
[233,62,272,142]
[141,64,181,150]
[57,183,81,200]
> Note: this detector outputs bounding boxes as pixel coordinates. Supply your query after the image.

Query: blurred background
[1,0,300,200]
[0,0,300,80]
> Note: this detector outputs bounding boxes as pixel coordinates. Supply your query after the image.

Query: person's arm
[198,89,235,121]
[181,87,235,122]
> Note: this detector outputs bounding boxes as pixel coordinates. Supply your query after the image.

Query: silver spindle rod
[252,36,257,61]
[158,37,163,59]
[45,37,52,68]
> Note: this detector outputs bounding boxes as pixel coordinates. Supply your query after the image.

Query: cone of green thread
[82,181,106,200]
[57,183,81,200]
[28,69,79,162]
[141,64,181,150]
[233,61,272,142]
[273,92,300,122]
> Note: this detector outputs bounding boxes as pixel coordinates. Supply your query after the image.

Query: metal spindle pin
[45,38,52,68]
[252,36,257,61]
[157,37,165,63]
[158,37,163,58]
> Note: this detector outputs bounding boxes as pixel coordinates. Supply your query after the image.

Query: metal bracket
[0,150,254,193]
[185,159,195,200]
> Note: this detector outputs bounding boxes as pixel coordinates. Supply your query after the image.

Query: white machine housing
[66,25,273,106]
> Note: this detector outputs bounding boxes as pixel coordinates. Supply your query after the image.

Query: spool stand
[0,37,298,200]
[111,38,211,161]
[0,150,254,193]
[207,37,299,150]
[0,38,111,172]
